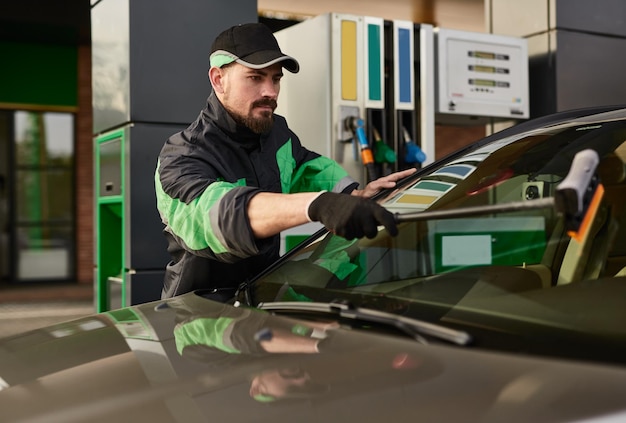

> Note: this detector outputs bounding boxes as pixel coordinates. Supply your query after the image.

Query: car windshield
[245,107,626,366]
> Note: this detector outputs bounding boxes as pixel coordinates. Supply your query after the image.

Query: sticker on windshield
[431,164,476,179]
[385,180,455,211]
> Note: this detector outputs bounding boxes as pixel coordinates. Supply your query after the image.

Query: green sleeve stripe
[276,140,350,193]
[276,139,297,193]
[292,155,350,192]
[155,165,246,253]
[174,317,240,355]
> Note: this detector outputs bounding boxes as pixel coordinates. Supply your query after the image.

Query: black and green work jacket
[155,92,358,298]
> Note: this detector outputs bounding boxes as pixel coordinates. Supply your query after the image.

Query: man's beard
[227,99,276,134]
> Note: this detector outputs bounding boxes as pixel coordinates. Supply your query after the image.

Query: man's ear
[209,67,225,94]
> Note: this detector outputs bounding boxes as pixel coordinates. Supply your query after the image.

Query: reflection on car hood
[0,292,625,423]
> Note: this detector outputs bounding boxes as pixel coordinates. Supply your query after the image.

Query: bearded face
[225,98,277,134]
[215,62,283,135]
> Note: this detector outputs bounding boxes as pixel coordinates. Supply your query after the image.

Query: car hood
[0,292,625,423]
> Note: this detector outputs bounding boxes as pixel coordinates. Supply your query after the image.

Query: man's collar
[206,92,261,146]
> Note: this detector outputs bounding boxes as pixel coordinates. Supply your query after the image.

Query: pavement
[0,300,95,338]
[0,284,95,338]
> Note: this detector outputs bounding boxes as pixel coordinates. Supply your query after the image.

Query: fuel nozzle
[403,127,426,164]
[345,116,378,181]
[372,128,396,164]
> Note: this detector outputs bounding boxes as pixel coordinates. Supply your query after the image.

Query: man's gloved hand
[307,192,398,240]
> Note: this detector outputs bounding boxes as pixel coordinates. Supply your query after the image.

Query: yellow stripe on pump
[341,20,357,101]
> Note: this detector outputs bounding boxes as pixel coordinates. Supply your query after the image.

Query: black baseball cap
[210,23,300,73]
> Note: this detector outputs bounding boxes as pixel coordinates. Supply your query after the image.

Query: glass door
[13,111,75,282]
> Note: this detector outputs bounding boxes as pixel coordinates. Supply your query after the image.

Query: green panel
[95,130,126,312]
[367,24,382,102]
[97,203,123,312]
[435,230,546,273]
[0,41,77,107]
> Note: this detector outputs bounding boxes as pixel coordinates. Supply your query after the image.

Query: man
[155,23,416,299]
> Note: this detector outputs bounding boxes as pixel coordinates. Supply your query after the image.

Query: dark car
[3,105,626,422]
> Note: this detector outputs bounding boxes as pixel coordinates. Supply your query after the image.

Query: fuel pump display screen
[435,28,529,120]
[470,65,496,73]
[471,79,496,87]
[468,65,510,74]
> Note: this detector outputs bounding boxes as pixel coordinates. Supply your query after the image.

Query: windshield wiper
[256,300,472,346]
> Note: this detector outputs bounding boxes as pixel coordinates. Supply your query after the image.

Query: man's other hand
[352,167,417,198]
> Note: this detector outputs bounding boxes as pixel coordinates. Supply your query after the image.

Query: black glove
[307,192,398,240]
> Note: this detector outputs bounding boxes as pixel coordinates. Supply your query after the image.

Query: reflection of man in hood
[171,297,337,401]
[249,367,330,403]
[173,301,336,359]
[169,296,441,404]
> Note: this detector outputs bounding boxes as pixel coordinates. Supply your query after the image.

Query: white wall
[258,0,485,32]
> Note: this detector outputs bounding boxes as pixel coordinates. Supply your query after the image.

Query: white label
[442,235,492,266]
